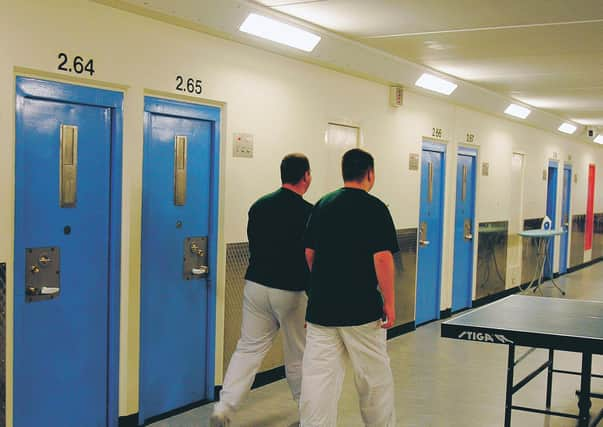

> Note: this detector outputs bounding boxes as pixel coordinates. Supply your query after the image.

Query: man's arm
[305,248,315,272]
[374,250,395,329]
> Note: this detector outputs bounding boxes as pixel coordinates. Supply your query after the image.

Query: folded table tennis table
[441,295,603,426]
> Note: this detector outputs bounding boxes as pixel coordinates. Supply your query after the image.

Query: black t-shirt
[245,188,313,291]
[305,188,399,326]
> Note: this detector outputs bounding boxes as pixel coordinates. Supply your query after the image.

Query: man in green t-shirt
[300,148,398,427]
[211,154,313,427]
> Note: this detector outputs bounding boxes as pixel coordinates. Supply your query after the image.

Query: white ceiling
[258,0,603,126]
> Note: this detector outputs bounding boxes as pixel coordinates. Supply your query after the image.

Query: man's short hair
[281,153,310,184]
[342,148,374,182]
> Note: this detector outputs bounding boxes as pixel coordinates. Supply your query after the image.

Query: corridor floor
[151,262,603,427]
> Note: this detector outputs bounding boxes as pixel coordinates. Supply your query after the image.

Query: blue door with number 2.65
[139,97,220,424]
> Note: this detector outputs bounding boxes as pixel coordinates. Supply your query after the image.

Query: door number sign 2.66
[57,53,95,76]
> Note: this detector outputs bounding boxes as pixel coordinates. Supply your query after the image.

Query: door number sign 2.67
[57,53,95,76]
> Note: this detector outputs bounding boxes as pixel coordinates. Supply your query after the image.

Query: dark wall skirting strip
[387,321,416,340]
[472,285,521,309]
[118,414,139,427]
[440,308,452,319]
[252,365,286,389]
[567,256,603,274]
[139,399,212,426]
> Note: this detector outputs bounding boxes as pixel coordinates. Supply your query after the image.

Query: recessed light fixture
[239,13,321,52]
[415,73,457,95]
[504,104,531,119]
[594,134,603,144]
[558,122,577,134]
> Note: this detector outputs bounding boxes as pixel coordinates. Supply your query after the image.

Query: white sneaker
[209,403,233,427]
[209,411,231,427]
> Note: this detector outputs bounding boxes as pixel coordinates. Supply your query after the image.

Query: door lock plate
[184,237,208,280]
[25,247,60,302]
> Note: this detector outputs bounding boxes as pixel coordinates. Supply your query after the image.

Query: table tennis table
[441,295,603,426]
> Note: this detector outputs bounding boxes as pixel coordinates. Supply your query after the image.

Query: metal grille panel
[394,229,417,326]
[593,213,603,260]
[0,262,5,426]
[476,221,508,299]
[570,214,586,267]
[521,218,543,285]
[223,228,419,378]
[223,244,284,378]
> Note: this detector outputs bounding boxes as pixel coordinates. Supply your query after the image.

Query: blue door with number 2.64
[14,77,122,427]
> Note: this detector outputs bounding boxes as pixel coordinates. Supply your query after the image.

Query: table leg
[546,349,554,408]
[578,352,592,427]
[505,345,515,427]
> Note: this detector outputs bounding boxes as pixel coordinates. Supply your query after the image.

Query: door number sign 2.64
[176,76,203,95]
[57,53,95,76]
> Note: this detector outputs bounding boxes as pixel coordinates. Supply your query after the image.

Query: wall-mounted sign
[481,162,489,176]
[466,133,476,144]
[175,75,203,95]
[432,128,443,139]
[409,153,419,170]
[57,53,95,76]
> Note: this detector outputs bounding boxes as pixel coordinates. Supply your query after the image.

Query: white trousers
[300,321,396,427]
[217,280,307,412]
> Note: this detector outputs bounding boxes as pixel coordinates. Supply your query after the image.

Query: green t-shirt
[245,188,313,291]
[305,188,399,326]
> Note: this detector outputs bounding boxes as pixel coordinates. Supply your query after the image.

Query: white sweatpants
[217,280,307,412]
[300,321,396,427]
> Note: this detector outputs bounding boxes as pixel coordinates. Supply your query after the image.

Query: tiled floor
[151,263,603,427]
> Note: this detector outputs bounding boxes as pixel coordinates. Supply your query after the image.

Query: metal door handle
[26,286,60,296]
[419,240,430,246]
[464,233,473,240]
[192,266,208,275]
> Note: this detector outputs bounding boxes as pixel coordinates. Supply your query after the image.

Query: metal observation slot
[60,125,78,207]
[428,161,433,203]
[174,135,187,206]
[462,165,468,202]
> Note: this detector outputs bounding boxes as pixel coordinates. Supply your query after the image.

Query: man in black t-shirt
[300,149,398,427]
[211,154,313,427]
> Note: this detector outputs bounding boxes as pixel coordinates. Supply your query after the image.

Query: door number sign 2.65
[57,53,95,76]
[176,76,203,95]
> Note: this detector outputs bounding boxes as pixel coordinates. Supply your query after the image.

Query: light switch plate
[233,133,253,158]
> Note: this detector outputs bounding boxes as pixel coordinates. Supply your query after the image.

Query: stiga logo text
[458,331,514,344]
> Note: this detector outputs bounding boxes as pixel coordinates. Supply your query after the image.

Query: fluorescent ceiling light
[415,73,457,95]
[239,13,321,52]
[558,122,577,134]
[594,134,603,144]
[504,104,531,119]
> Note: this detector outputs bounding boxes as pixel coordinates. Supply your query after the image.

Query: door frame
[546,160,559,276]
[140,96,221,418]
[14,76,123,427]
[451,146,477,312]
[416,139,447,324]
[559,163,572,274]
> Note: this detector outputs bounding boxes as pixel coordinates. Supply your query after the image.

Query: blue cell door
[14,78,122,427]
[545,162,558,278]
[140,98,220,423]
[416,144,445,325]
[452,151,476,312]
[559,165,572,274]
